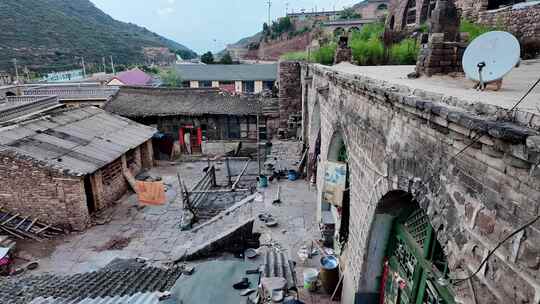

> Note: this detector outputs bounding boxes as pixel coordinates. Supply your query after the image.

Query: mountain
[0,0,197,73]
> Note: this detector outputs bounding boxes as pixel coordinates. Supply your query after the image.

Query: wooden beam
[232,160,251,190]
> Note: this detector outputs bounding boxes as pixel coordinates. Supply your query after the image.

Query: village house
[104,86,277,158]
[107,68,155,87]
[21,83,118,108]
[0,73,12,86]
[175,63,277,94]
[0,95,62,125]
[0,106,156,231]
[353,0,390,19]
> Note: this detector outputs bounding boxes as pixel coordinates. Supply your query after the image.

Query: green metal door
[383,209,455,304]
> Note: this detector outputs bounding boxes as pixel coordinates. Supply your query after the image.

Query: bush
[311,43,337,65]
[351,23,384,41]
[459,20,496,42]
[389,38,419,65]
[351,37,385,65]
[280,51,308,61]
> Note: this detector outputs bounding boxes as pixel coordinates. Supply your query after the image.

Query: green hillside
[0,0,197,72]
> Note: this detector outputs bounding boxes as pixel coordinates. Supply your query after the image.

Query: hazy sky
[90,0,360,53]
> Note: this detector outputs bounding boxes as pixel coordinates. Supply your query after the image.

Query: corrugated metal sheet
[0,107,156,176]
[175,63,277,81]
[29,292,163,304]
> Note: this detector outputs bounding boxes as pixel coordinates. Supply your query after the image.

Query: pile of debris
[0,209,64,241]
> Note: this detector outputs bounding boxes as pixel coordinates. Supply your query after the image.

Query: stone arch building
[301,62,540,303]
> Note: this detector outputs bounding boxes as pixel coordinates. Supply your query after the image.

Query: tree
[219,52,233,64]
[160,68,183,87]
[339,7,362,20]
[201,51,215,64]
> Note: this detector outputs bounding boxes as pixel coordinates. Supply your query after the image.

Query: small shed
[0,107,156,230]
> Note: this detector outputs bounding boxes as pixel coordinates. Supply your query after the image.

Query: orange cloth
[136,181,166,206]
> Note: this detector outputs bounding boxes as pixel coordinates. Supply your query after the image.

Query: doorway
[84,176,96,214]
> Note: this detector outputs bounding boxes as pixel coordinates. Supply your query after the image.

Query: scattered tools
[0,209,63,241]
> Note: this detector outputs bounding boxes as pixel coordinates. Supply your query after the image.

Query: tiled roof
[29,292,164,304]
[0,107,156,176]
[0,95,61,124]
[175,63,277,81]
[105,86,262,117]
[0,263,182,304]
[114,68,153,86]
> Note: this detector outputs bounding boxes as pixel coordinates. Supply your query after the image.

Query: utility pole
[81,56,87,79]
[110,55,116,75]
[266,0,272,25]
[12,59,19,84]
[285,2,289,15]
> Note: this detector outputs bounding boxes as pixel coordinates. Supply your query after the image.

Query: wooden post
[226,157,232,186]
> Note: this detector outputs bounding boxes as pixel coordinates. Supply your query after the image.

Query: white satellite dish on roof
[462,31,521,89]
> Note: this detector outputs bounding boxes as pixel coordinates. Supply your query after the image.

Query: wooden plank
[122,169,138,194]
[14,217,29,230]
[25,218,39,232]
[0,226,25,240]
[35,224,52,235]
[2,214,19,225]
[232,160,251,190]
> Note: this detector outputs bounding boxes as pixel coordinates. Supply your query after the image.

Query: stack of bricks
[416,33,467,76]
[278,61,302,139]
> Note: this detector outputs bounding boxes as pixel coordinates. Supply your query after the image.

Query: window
[420,0,437,23]
[200,81,212,88]
[404,0,417,26]
[182,81,190,88]
[102,158,123,185]
[227,116,241,139]
[377,4,388,10]
[242,81,255,93]
[263,81,274,91]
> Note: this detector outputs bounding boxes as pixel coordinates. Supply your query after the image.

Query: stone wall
[0,151,89,230]
[477,3,540,41]
[302,63,540,304]
[278,61,303,138]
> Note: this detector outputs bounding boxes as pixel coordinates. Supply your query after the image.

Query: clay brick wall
[303,63,540,304]
[140,140,154,169]
[0,152,90,230]
[278,61,303,137]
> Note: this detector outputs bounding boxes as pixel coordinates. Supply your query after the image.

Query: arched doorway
[322,130,350,252]
[359,191,455,303]
[334,27,345,37]
[5,91,15,97]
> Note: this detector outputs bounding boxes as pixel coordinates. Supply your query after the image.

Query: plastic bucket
[259,175,268,188]
[303,268,319,291]
[320,256,340,294]
[288,170,298,181]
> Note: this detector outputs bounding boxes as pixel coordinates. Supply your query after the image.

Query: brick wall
[278,61,302,137]
[0,152,90,230]
[303,63,540,303]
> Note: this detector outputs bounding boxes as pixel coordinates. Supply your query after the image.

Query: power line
[451,213,540,285]
[508,76,540,113]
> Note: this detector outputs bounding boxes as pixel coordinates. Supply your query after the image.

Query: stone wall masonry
[302,63,540,304]
[0,151,89,230]
[477,3,540,41]
[278,61,303,137]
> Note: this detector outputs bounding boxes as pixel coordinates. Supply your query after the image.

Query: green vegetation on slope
[281,23,418,66]
[0,0,196,72]
[459,20,498,42]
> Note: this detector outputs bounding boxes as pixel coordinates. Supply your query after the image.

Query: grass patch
[389,38,419,65]
[280,51,308,61]
[459,20,497,42]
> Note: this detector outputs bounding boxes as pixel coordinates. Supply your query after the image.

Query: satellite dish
[462,31,521,85]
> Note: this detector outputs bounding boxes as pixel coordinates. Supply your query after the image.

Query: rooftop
[112,68,153,86]
[105,86,263,117]
[174,63,278,81]
[0,95,61,124]
[324,60,540,118]
[323,18,380,26]
[0,107,156,176]
[22,85,118,101]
